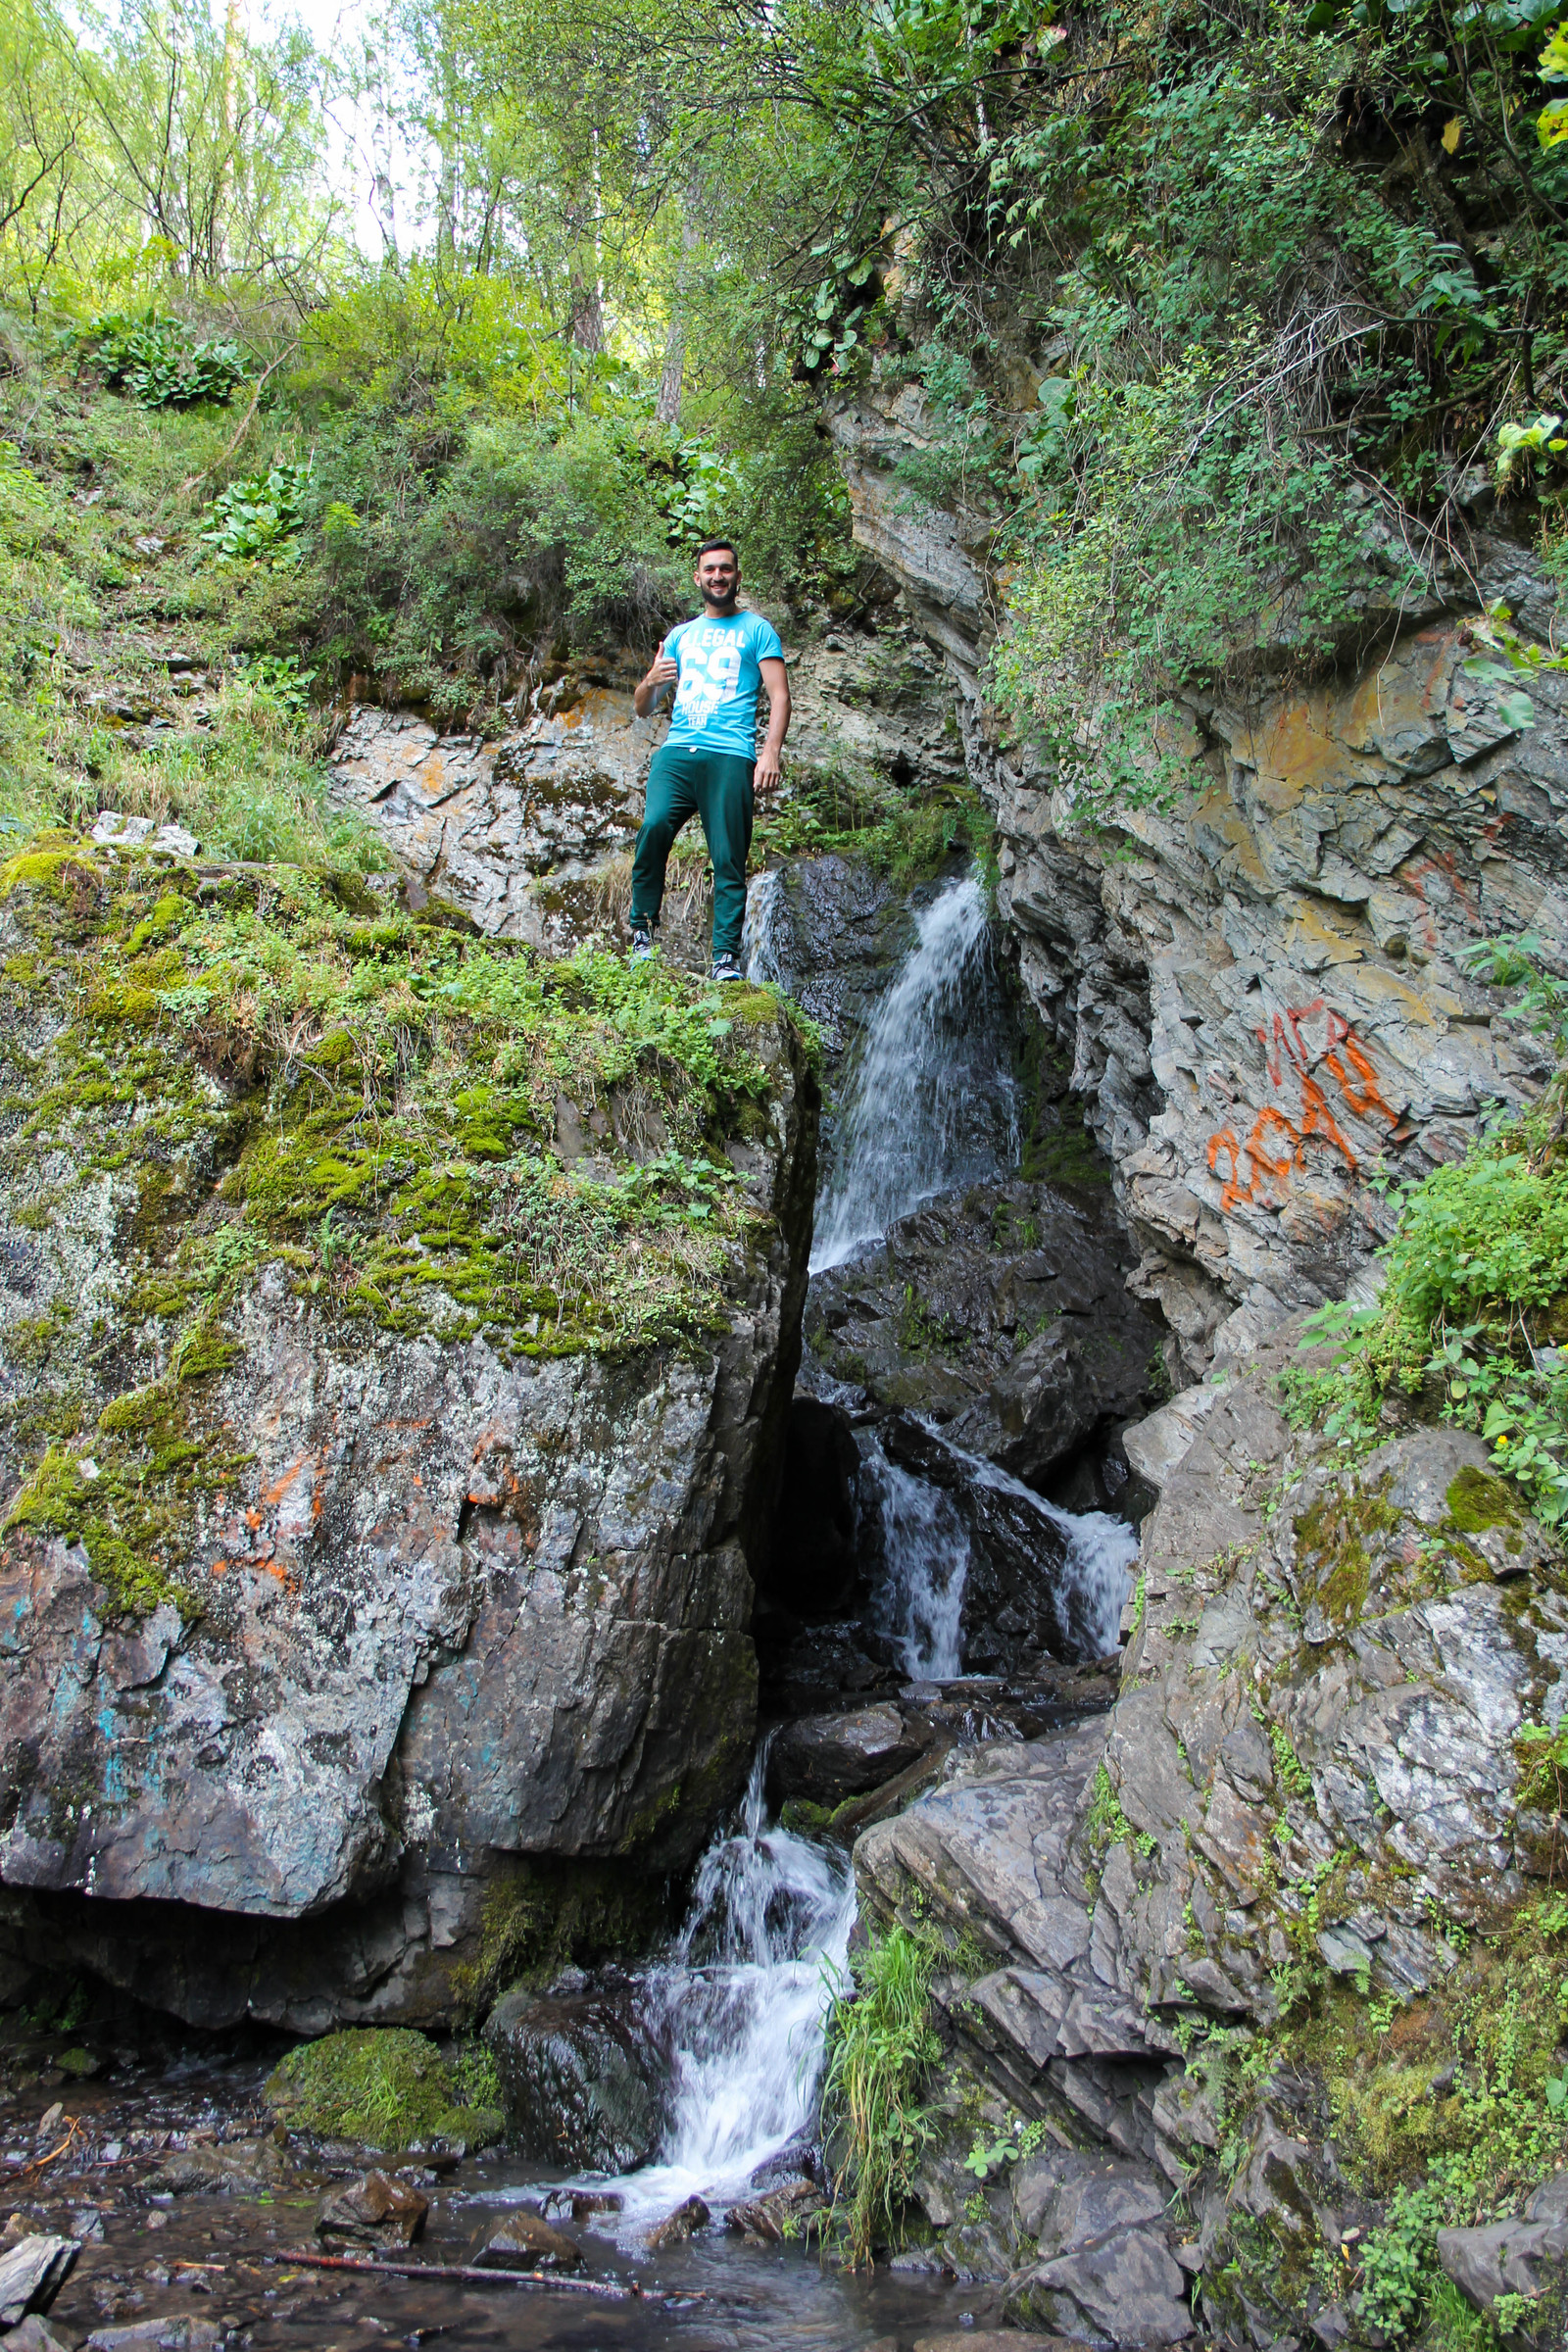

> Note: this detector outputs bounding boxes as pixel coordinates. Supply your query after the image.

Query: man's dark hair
[696,537,738,562]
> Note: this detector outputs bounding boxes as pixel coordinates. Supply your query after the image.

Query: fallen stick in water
[280,2249,652,2301]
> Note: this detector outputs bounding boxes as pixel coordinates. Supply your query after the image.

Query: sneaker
[711,953,744,984]
[629,921,656,962]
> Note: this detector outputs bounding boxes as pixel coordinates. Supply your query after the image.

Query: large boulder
[806,1180,1161,1491]
[0,843,817,2028]
[484,1985,662,2173]
[767,1703,927,1807]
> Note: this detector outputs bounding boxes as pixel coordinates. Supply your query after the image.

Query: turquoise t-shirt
[663,609,784,760]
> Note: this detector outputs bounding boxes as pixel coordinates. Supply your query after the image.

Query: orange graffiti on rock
[1207,1004,1397,1215]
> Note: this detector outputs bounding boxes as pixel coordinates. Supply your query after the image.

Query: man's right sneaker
[629,921,655,962]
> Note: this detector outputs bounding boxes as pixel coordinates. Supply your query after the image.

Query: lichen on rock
[0,834,819,2028]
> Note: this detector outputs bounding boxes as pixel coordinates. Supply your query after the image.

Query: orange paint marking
[262,1454,309,1508]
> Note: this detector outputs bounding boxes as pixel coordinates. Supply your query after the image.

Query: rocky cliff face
[325,630,964,963]
[857,1340,1568,2342]
[0,843,817,2031]
[828,390,1568,1379]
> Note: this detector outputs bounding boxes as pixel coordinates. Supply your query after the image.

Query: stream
[7,862,1139,2351]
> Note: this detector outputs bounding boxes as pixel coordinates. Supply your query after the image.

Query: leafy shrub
[1358,2181,1445,2335]
[822,1926,941,2264]
[89,313,244,409]
[230,653,317,714]
[202,462,313,565]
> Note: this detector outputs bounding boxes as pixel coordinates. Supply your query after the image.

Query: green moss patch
[264,2028,503,2150]
[0,840,808,1617]
[451,1855,672,2022]
[1293,1480,1401,1630]
[1446,1466,1525,1538]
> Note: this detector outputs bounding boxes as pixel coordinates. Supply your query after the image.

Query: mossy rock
[1446,1464,1525,1537]
[0,838,810,1619]
[264,2028,503,2150]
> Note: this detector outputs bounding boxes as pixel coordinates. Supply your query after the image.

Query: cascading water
[811,871,1020,1272]
[860,1424,1140,1679]
[743,864,790,989]
[602,1744,855,2228]
[961,1442,1140,1658]
[859,1440,969,1678]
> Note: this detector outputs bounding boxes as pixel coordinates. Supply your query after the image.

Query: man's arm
[634,646,678,717]
[756,656,791,796]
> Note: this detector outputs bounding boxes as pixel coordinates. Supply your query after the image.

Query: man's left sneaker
[629,921,656,962]
[711,954,744,984]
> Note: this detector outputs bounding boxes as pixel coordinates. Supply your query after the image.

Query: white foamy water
[601,1745,855,2230]
[743,865,790,989]
[861,1425,1141,1677]
[860,1438,969,1678]
[811,872,1019,1272]
[962,1444,1141,1658]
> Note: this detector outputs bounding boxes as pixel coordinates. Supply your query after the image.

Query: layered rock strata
[827,388,1568,1377]
[855,1338,1568,2338]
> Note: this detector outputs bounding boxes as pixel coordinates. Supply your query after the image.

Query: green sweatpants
[630,743,755,960]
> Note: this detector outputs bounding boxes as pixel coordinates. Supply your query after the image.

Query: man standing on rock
[629,538,790,982]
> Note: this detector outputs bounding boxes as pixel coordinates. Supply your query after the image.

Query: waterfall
[961,1445,1140,1659]
[742,865,790,989]
[811,872,1019,1273]
[860,1438,969,1679]
[860,1425,1140,1680]
[605,1744,855,2226]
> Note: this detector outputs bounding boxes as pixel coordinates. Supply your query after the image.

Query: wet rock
[808,1181,1159,1488]
[0,2236,78,2327]
[1008,2228,1194,2345]
[6,2314,78,2352]
[85,2327,223,2351]
[767,1705,927,1807]
[726,2178,826,2244]
[541,2188,623,2224]
[142,2139,284,2197]
[475,2210,584,2272]
[645,2194,710,2249]
[763,1396,861,1621]
[742,852,906,1072]
[485,1987,660,2173]
[314,2169,429,2246]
